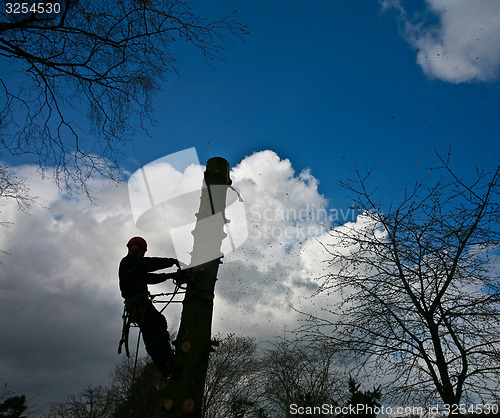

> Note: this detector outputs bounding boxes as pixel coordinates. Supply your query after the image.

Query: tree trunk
[164,157,232,417]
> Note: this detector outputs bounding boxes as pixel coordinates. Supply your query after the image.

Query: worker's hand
[172,259,181,269]
[173,267,192,286]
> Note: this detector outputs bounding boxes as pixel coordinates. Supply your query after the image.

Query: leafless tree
[302,153,500,407]
[260,336,344,418]
[46,355,166,417]
[0,163,34,224]
[202,334,261,418]
[110,356,168,418]
[47,384,114,418]
[0,0,246,198]
[0,164,35,261]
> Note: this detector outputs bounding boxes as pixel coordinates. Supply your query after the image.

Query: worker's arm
[146,271,181,284]
[142,257,180,272]
[142,257,180,284]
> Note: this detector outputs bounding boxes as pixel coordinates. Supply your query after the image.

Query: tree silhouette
[111,359,167,418]
[0,0,246,198]
[261,337,342,418]
[47,385,114,418]
[0,384,28,418]
[340,377,381,418]
[304,153,500,406]
[202,334,259,418]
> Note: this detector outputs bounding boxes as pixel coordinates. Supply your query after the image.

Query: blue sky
[1,0,500,413]
[119,0,500,204]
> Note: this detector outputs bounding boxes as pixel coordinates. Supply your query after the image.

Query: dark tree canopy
[0,385,28,418]
[340,377,381,418]
[0,0,246,196]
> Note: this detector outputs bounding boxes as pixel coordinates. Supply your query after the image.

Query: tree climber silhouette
[119,236,181,377]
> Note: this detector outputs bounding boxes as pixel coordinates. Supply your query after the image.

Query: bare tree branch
[0,0,247,198]
[301,154,500,406]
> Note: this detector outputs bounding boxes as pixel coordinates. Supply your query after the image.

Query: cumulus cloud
[0,165,137,409]
[0,151,360,411]
[214,151,333,337]
[382,0,500,83]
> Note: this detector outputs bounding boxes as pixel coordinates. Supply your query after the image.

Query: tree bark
[164,157,232,417]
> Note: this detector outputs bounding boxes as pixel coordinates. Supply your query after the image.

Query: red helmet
[126,236,147,253]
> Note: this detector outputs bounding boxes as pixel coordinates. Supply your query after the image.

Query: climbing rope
[132,329,142,384]
[152,285,185,314]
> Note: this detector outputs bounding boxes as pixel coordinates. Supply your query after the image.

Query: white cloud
[0,166,138,408]
[382,0,500,83]
[0,150,352,411]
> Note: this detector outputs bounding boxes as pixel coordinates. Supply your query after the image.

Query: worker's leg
[140,304,175,376]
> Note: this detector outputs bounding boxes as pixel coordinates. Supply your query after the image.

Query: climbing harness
[117,281,187,383]
[117,280,187,357]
